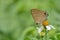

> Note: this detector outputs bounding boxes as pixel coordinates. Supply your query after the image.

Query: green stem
[45,29,47,40]
[43,26,47,40]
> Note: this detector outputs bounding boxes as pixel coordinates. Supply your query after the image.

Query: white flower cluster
[37,25,55,33]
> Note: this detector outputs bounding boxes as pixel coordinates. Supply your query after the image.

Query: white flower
[46,25,55,30]
[37,25,55,33]
[37,26,43,33]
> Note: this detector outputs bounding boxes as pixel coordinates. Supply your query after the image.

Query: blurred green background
[0,0,60,40]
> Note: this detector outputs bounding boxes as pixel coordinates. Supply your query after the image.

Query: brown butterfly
[31,9,48,24]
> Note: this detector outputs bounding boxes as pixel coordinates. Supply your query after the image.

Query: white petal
[38,28,42,33]
[46,26,52,30]
[37,26,43,33]
[49,25,55,29]
[46,25,55,30]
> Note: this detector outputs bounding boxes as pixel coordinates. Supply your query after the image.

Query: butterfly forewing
[31,9,47,24]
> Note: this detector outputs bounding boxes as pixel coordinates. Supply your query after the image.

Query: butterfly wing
[31,9,48,24]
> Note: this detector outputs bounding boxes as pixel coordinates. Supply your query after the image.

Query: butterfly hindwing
[31,9,48,24]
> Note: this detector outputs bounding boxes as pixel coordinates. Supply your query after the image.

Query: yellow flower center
[40,32,45,37]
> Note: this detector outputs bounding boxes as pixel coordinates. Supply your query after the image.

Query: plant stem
[44,26,47,40]
[45,29,47,40]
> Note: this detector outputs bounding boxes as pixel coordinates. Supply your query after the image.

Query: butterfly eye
[44,12,49,17]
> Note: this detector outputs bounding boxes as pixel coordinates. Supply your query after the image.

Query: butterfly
[31,9,48,24]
